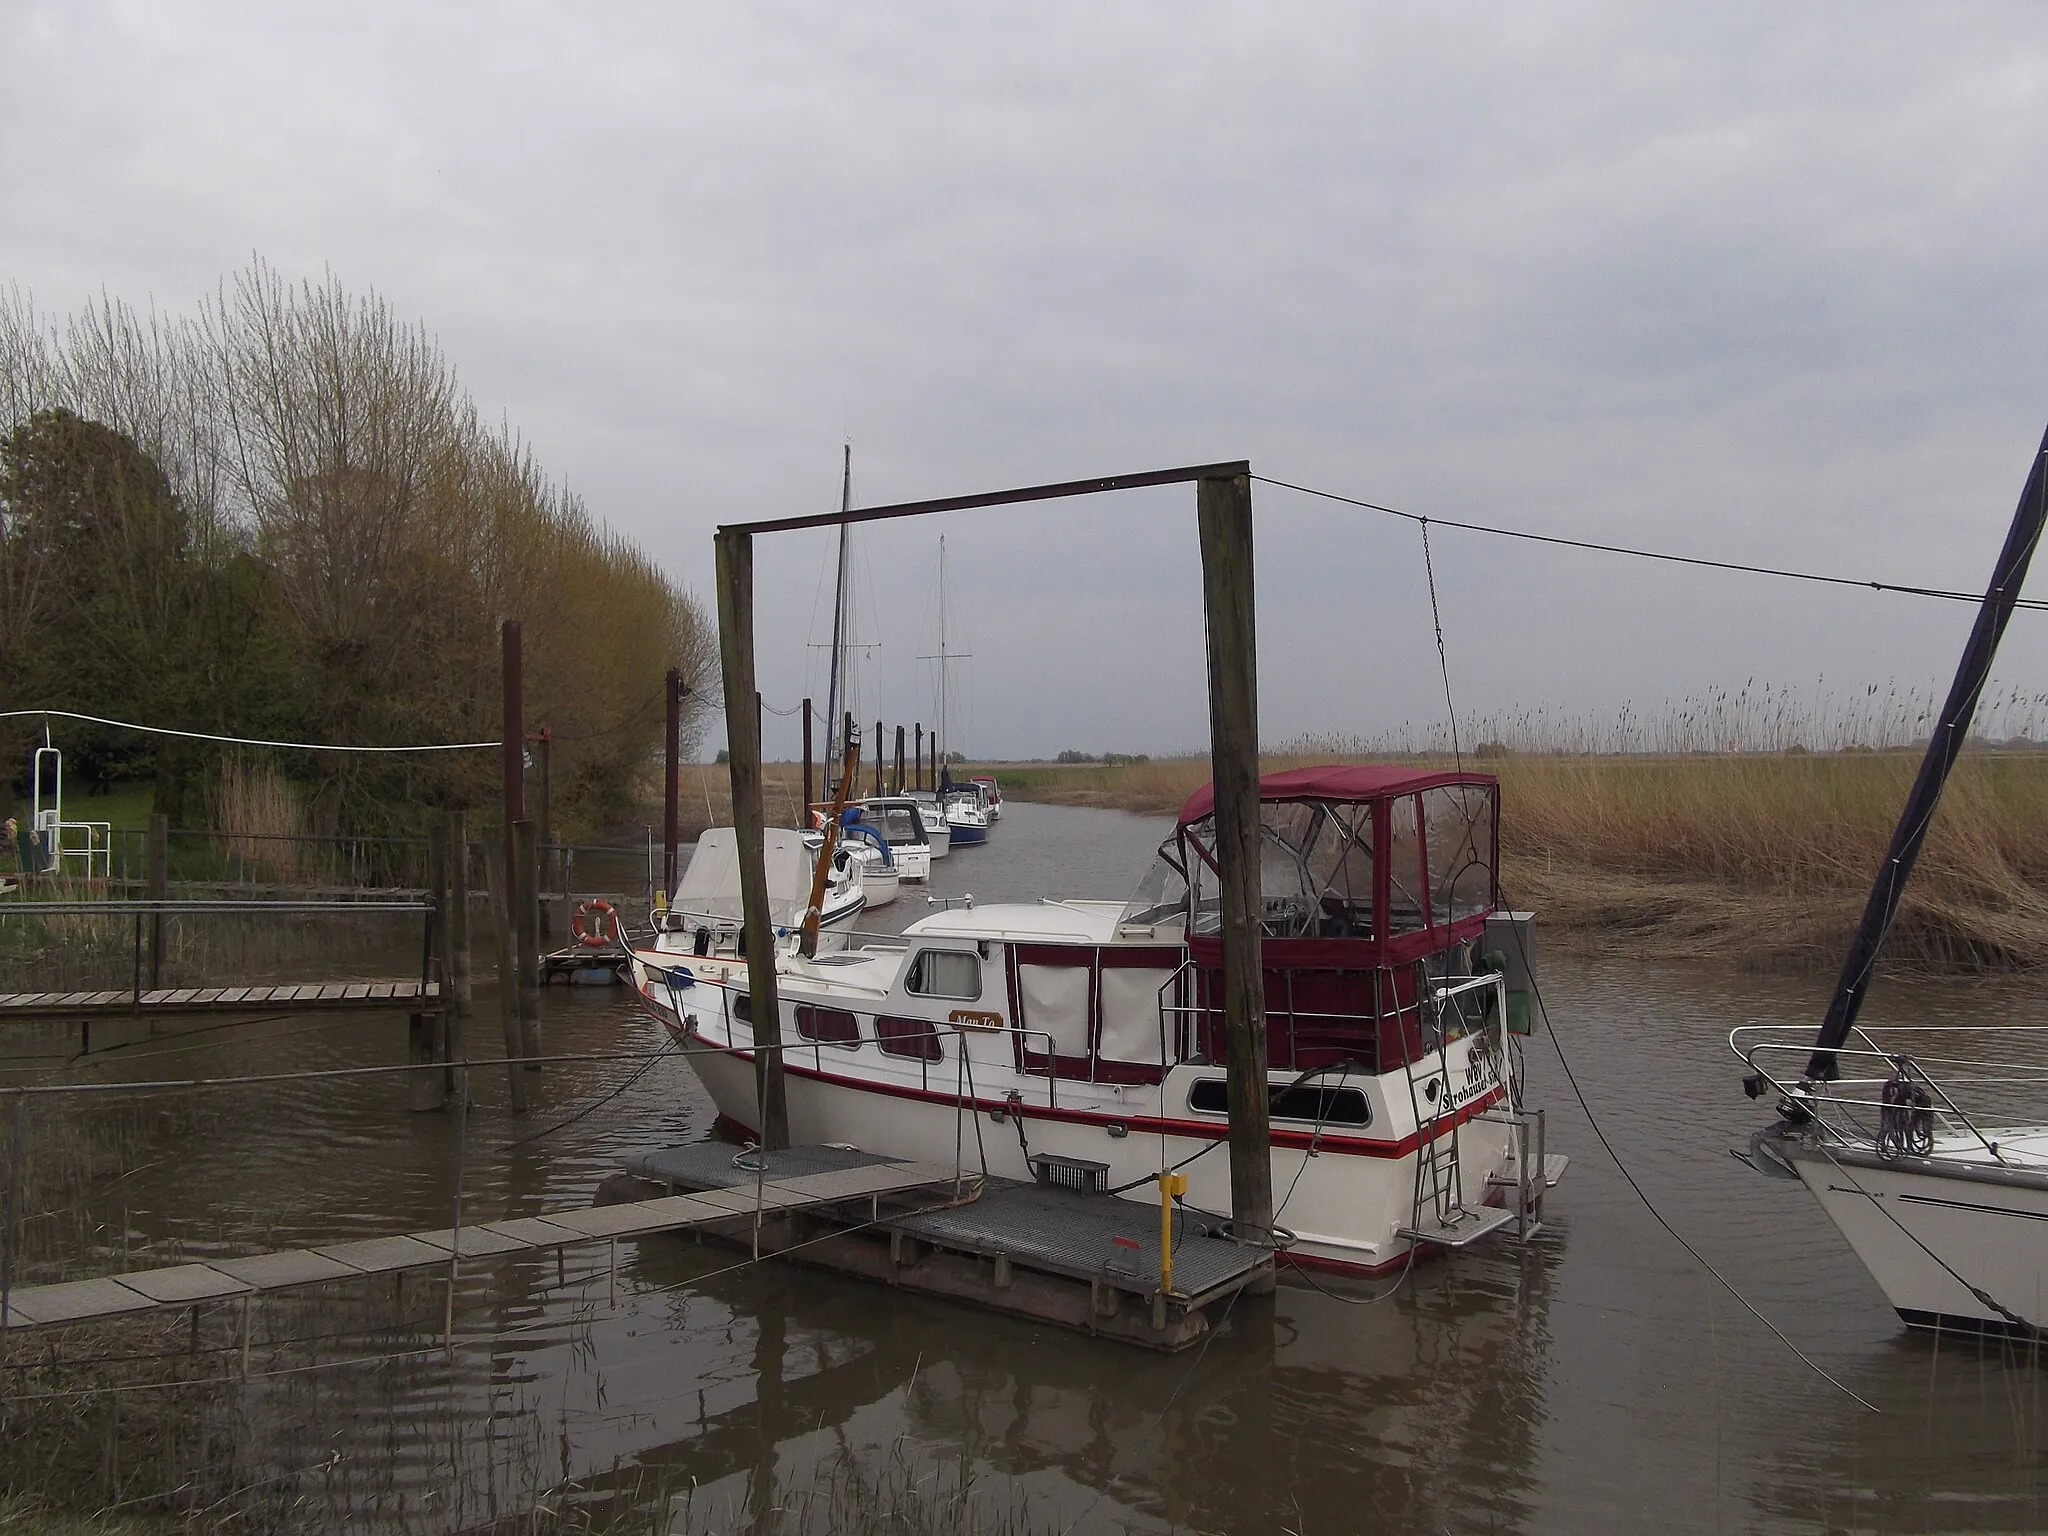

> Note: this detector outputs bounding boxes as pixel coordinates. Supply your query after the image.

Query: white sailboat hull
[1783,1139,2048,1335]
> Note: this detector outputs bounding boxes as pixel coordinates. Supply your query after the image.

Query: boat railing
[1153,961,1506,1076]
[1731,1024,2048,1160]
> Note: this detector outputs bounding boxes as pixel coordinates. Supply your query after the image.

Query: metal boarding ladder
[1397,976,1520,1250]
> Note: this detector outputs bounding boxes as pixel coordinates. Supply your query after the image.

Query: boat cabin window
[877,1014,943,1062]
[906,949,981,1001]
[1423,785,1496,924]
[1187,1077,1371,1126]
[874,807,921,844]
[795,1005,859,1047]
[1387,795,1427,936]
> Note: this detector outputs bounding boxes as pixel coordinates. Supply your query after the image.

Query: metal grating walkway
[0,1158,962,1331]
[627,1142,1267,1302]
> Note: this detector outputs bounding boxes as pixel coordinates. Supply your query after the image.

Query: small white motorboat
[859,797,936,883]
[805,811,900,907]
[655,827,865,956]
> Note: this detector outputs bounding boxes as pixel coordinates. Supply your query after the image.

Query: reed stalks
[988,747,2048,971]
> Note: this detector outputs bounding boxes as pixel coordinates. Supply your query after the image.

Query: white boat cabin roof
[904,899,1132,945]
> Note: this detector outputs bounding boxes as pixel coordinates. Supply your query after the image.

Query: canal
[6,799,2045,1531]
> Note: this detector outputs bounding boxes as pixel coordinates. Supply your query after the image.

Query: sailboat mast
[936,534,948,765]
[822,446,852,779]
[1802,422,2048,1082]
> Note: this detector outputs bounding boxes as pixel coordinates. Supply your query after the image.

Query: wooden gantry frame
[714,461,1276,1282]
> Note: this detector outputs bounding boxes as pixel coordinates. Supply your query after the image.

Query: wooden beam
[723,460,1251,535]
[513,818,541,1067]
[664,667,683,896]
[501,620,523,911]
[1197,471,1274,1291]
[714,528,790,1148]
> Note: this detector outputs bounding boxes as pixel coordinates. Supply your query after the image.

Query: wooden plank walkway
[0,979,440,1022]
[0,1159,964,1331]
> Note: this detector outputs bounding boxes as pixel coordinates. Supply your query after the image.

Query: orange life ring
[571,898,617,947]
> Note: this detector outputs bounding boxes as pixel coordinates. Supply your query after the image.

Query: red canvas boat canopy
[1175,764,1499,827]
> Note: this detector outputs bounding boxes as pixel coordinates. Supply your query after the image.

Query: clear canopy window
[1126,769,1499,943]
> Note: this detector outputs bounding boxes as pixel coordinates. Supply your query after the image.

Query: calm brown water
[8,800,2048,1532]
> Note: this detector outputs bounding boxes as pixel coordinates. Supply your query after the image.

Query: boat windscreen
[1118,851,1190,931]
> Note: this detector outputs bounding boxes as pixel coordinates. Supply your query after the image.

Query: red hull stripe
[638,993,1507,1160]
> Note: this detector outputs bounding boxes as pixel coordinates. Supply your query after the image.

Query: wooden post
[1197,471,1274,1290]
[513,818,541,1066]
[501,620,524,920]
[145,812,167,988]
[894,725,905,795]
[664,667,683,897]
[483,842,526,1113]
[800,698,814,829]
[533,731,554,946]
[412,828,449,1111]
[714,528,790,1148]
[446,810,470,1092]
[873,720,884,797]
[915,723,924,791]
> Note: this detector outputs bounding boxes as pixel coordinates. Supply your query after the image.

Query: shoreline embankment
[979,752,2048,974]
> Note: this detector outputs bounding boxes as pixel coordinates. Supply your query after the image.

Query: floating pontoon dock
[616,1142,1271,1350]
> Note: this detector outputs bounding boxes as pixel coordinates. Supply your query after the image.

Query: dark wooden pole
[894,725,905,795]
[532,730,553,946]
[663,667,682,897]
[915,723,924,791]
[1197,471,1274,1289]
[873,720,884,797]
[484,840,526,1112]
[513,818,541,1066]
[501,619,524,929]
[801,698,814,828]
[412,828,449,1111]
[145,812,167,987]
[714,528,790,1148]
[446,810,470,1097]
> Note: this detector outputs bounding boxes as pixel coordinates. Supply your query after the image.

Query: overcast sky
[7,2,2048,759]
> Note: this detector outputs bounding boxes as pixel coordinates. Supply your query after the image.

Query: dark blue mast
[1801,421,2048,1083]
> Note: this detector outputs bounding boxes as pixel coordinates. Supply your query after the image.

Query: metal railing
[1730,1023,2048,1161]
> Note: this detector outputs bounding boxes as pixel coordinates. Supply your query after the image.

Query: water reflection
[6,803,2048,1530]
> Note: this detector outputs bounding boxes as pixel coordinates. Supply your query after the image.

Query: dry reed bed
[990,752,2048,971]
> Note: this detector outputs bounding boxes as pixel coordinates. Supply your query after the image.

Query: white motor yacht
[630,766,1563,1274]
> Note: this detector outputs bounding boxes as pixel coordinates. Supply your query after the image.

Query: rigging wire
[1409,509,1880,1408]
[0,709,496,752]
[1494,892,1882,1414]
[1418,518,1464,772]
[1253,474,2048,613]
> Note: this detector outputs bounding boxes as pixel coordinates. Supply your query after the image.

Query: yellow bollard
[1158,1170,1188,1296]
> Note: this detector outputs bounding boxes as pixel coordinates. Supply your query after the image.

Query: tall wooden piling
[664,667,683,898]
[513,818,541,1067]
[894,725,906,794]
[714,528,790,1148]
[801,698,814,828]
[446,811,471,1088]
[873,720,884,796]
[1197,471,1274,1289]
[145,812,167,987]
[501,620,524,917]
[915,724,924,791]
[532,731,554,946]
[484,843,527,1112]
[412,830,449,1111]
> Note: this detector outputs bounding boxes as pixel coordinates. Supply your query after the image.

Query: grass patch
[976,750,2048,971]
